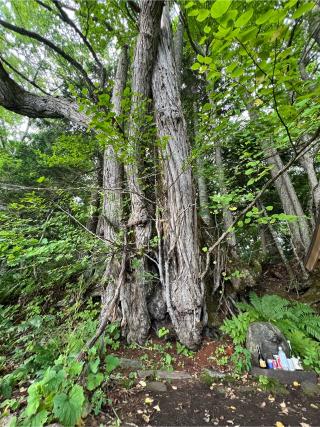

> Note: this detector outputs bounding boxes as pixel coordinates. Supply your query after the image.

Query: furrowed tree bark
[0,61,88,126]
[99,46,128,325]
[122,0,164,344]
[152,6,204,349]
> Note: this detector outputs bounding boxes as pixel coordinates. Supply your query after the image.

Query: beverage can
[274,355,282,369]
[267,359,273,369]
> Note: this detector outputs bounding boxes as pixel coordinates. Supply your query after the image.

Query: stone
[251,367,318,385]
[137,370,192,380]
[156,370,192,380]
[119,357,143,369]
[146,381,168,392]
[137,369,156,378]
[202,368,226,379]
[301,381,320,396]
[246,322,290,364]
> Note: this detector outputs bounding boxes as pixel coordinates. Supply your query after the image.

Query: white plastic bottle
[278,346,289,370]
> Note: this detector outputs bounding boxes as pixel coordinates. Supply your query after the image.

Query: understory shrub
[221,293,320,373]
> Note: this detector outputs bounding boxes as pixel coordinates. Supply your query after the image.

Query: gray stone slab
[157,370,192,380]
[202,368,226,379]
[137,369,192,380]
[301,381,320,396]
[146,381,168,392]
[119,357,143,369]
[251,367,317,384]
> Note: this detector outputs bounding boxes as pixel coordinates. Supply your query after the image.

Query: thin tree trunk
[99,46,128,324]
[259,202,296,285]
[299,149,320,222]
[263,142,311,255]
[152,6,204,349]
[215,142,238,255]
[122,0,164,344]
[86,154,103,234]
[192,104,213,228]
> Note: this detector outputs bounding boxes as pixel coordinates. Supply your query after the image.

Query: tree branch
[0,18,94,91]
[0,60,88,126]
[50,0,106,85]
[0,55,51,96]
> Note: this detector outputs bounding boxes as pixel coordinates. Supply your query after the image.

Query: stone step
[251,367,318,385]
[137,369,192,380]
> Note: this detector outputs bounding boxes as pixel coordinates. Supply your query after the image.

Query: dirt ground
[95,377,319,427]
[84,337,320,427]
[86,380,320,427]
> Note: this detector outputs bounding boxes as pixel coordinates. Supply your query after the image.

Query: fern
[221,293,320,373]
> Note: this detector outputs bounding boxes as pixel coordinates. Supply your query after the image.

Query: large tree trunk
[152,6,204,349]
[122,0,164,344]
[99,46,128,324]
[264,143,311,255]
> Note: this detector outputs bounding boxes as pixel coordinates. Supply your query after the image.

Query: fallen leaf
[268,395,275,402]
[300,423,310,427]
[137,409,143,414]
[275,422,285,427]
[139,380,146,387]
[230,406,236,411]
[145,397,154,405]
[172,385,177,390]
[142,414,150,423]
[153,404,160,412]
[260,402,266,408]
[310,403,318,409]
[280,402,286,409]
[293,381,300,387]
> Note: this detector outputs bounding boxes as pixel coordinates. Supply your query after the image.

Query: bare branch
[0,18,94,91]
[50,0,106,84]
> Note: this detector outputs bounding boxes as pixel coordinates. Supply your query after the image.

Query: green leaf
[28,410,48,427]
[87,372,104,391]
[25,383,42,417]
[185,1,195,8]
[266,205,273,211]
[105,354,120,374]
[191,62,201,71]
[53,385,84,427]
[210,0,232,18]
[204,25,211,33]
[89,357,100,374]
[235,8,253,27]
[36,176,46,183]
[256,9,274,25]
[188,9,199,17]
[202,56,212,64]
[197,9,210,22]
[292,2,314,19]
